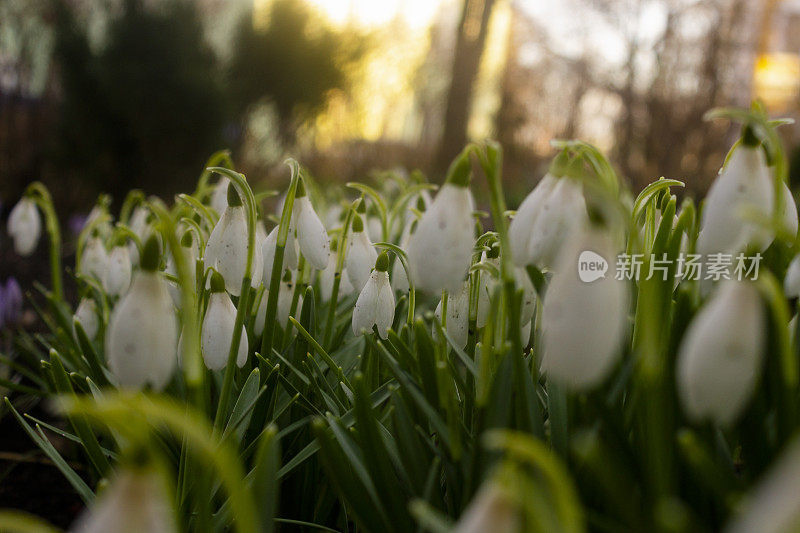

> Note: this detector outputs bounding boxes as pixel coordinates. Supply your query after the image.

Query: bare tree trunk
[434,0,496,176]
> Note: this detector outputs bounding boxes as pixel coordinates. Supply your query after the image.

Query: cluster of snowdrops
[4,105,800,532]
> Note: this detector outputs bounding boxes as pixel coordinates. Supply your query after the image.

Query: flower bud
[8,198,42,256]
[352,252,395,338]
[676,280,764,425]
[106,236,177,390]
[434,281,470,349]
[541,226,628,390]
[293,182,331,270]
[104,245,133,297]
[201,272,248,370]
[74,297,99,340]
[406,180,475,293]
[80,236,110,282]
[346,214,378,291]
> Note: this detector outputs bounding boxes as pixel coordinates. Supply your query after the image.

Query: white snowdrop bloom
[676,280,764,425]
[515,266,536,327]
[407,172,475,294]
[433,280,470,349]
[725,437,800,533]
[541,226,628,390]
[325,203,344,229]
[106,237,177,390]
[509,172,588,271]
[74,298,99,340]
[785,254,800,298]
[210,177,229,214]
[352,252,395,339]
[104,245,132,297]
[319,241,354,301]
[262,224,299,286]
[71,466,176,533]
[204,185,255,296]
[254,270,304,335]
[127,205,150,266]
[8,198,42,256]
[780,180,799,238]
[166,231,199,305]
[201,272,248,371]
[346,215,378,291]
[697,141,774,258]
[80,236,110,282]
[366,215,383,243]
[454,482,520,533]
[293,182,330,270]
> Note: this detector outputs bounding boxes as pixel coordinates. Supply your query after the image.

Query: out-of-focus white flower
[509,172,588,271]
[210,177,229,214]
[780,181,799,238]
[71,466,176,533]
[325,203,344,229]
[785,254,800,298]
[293,182,330,270]
[366,215,383,243]
[541,226,628,390]
[255,270,304,335]
[454,482,520,533]
[515,267,536,327]
[8,198,42,256]
[201,272,248,371]
[106,237,177,390]
[127,205,150,266]
[166,231,199,305]
[352,252,394,338]
[346,215,378,291]
[104,245,132,297]
[204,185,261,296]
[434,280,469,349]
[697,142,774,257]
[407,177,475,293]
[262,224,299,286]
[725,437,800,533]
[74,298,99,340]
[81,236,110,282]
[319,240,354,301]
[676,280,764,425]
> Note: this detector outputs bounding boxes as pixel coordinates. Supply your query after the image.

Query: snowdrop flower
[346,214,378,291]
[104,245,133,297]
[293,181,330,270]
[319,240,354,301]
[785,254,800,298]
[725,437,800,533]
[202,271,248,371]
[352,252,394,338]
[210,177,229,214]
[366,215,382,243]
[780,181,799,238]
[80,236,110,282]
[515,266,536,327]
[7,197,41,256]
[325,203,344,229]
[676,280,764,425]
[106,236,177,390]
[541,225,628,390]
[434,280,470,349]
[71,465,176,533]
[74,298,99,340]
[509,167,588,271]
[204,185,261,296]
[255,270,303,335]
[697,138,774,257]
[127,205,151,266]
[454,482,520,533]
[407,155,475,293]
[262,224,299,286]
[166,231,199,305]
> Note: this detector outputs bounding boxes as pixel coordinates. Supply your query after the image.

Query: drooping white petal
[319,253,354,301]
[454,482,520,533]
[8,198,42,256]
[74,298,99,340]
[104,246,133,297]
[127,206,150,266]
[346,230,377,291]
[407,184,475,293]
[81,237,110,282]
[541,226,628,390]
[366,216,383,243]
[256,274,304,335]
[106,272,178,390]
[697,145,775,257]
[294,197,331,270]
[204,206,249,296]
[71,467,177,533]
[780,181,799,238]
[262,225,299,286]
[515,266,537,326]
[785,254,800,298]
[210,177,229,214]
[509,174,557,267]
[352,270,394,338]
[202,292,248,370]
[676,280,764,425]
[434,281,469,349]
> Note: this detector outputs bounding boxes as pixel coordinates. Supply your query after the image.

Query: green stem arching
[323,202,357,348]
[26,183,64,301]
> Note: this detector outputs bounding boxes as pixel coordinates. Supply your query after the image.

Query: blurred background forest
[2,0,800,216]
